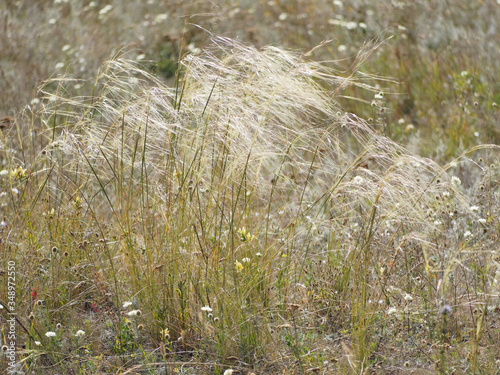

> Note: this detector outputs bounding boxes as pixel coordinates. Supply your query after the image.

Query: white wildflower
[201,306,213,312]
[75,330,85,337]
[451,176,461,186]
[45,331,56,338]
[122,301,133,308]
[405,124,415,133]
[345,21,357,30]
[278,13,288,21]
[99,4,113,16]
[353,176,364,184]
[153,14,168,24]
[403,293,413,301]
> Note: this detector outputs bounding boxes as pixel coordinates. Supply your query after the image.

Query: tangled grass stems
[1,37,498,373]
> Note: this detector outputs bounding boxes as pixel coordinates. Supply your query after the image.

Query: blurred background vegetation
[2,0,498,161]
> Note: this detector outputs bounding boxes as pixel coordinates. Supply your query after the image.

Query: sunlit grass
[1,1,499,374]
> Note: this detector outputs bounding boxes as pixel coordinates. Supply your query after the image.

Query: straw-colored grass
[1,1,499,373]
[1,35,498,374]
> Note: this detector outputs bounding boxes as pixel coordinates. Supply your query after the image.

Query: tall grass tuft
[1,36,498,373]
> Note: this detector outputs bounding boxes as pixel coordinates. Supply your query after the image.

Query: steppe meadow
[0,0,499,373]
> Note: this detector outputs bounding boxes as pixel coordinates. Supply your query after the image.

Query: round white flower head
[353,176,364,184]
[45,331,56,338]
[201,306,213,313]
[35,341,42,346]
[122,301,133,308]
[75,330,85,337]
[127,309,141,317]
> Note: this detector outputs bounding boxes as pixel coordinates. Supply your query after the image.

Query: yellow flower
[237,227,247,241]
[160,328,170,340]
[11,166,27,179]
[237,227,256,242]
[73,196,83,210]
[234,260,243,272]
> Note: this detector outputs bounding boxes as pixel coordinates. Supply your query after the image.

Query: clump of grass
[1,36,498,374]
